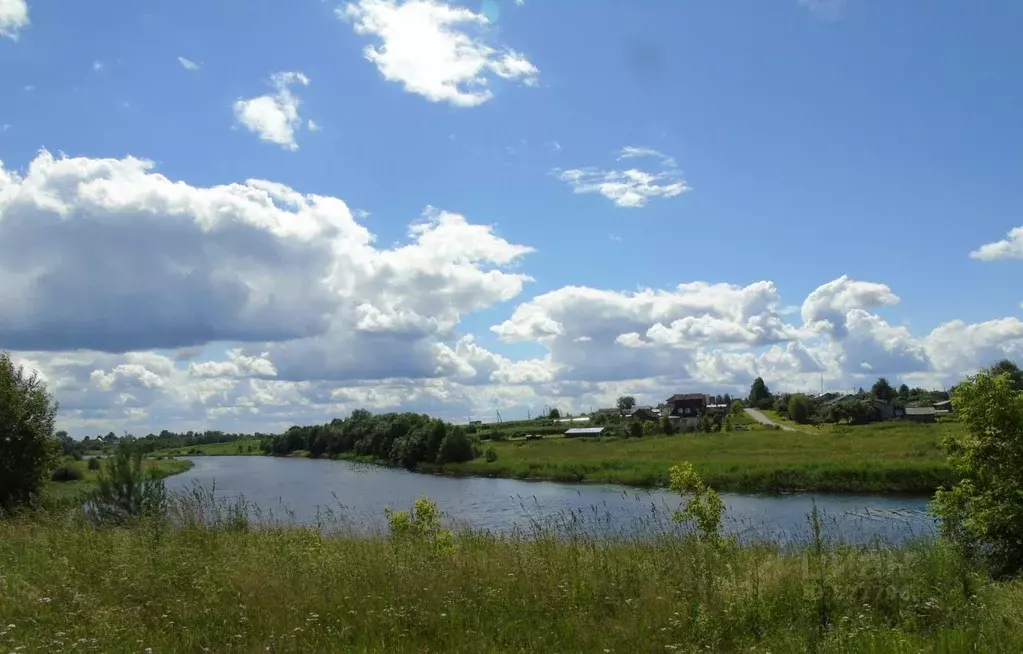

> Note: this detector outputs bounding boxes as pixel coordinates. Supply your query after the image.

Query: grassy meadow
[445,419,956,493]
[153,437,264,457]
[1,494,1022,653]
[44,457,193,502]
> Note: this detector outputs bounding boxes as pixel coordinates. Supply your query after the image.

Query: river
[166,456,935,545]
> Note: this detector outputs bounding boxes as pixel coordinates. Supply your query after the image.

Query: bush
[932,372,1023,576]
[628,422,644,438]
[50,466,83,482]
[71,450,84,461]
[436,430,476,464]
[87,458,101,471]
[90,440,167,524]
[0,351,61,511]
[484,447,498,463]
[788,394,813,424]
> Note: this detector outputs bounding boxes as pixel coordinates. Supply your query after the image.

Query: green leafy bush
[484,447,498,463]
[932,371,1023,576]
[87,458,101,471]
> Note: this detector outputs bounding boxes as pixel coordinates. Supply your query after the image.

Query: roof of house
[666,393,708,403]
[564,427,605,435]
[905,407,937,416]
[933,400,952,408]
[821,393,856,407]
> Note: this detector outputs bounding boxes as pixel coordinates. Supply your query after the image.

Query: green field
[44,457,194,502]
[1,497,1021,652]
[151,437,264,457]
[445,419,956,493]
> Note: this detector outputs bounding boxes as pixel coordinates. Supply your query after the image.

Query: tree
[548,408,561,420]
[616,396,637,412]
[436,429,476,464]
[0,352,61,511]
[932,371,1023,576]
[984,359,1023,392]
[871,377,895,404]
[748,377,771,407]
[788,394,813,425]
[897,383,910,402]
[91,439,167,524]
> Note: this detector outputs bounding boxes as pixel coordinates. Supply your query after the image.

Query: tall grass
[1,490,1022,652]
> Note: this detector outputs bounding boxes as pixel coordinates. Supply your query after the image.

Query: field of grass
[444,419,957,493]
[151,437,264,457]
[44,457,193,502]
[1,496,1021,652]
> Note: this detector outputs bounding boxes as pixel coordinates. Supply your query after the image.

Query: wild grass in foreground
[1,492,1022,653]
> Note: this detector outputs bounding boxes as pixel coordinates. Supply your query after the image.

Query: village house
[664,393,709,430]
[627,405,660,422]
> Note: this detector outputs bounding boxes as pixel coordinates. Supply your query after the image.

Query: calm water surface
[166,456,935,545]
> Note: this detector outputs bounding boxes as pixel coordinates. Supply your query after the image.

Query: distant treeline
[59,430,271,456]
[261,410,480,469]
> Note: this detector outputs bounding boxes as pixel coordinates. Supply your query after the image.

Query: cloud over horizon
[3,149,1021,436]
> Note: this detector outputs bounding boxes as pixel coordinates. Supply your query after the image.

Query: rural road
[744,408,797,431]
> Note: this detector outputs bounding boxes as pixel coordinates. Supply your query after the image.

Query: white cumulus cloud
[340,0,538,107]
[970,226,1023,261]
[0,151,532,362]
[233,72,312,151]
[0,0,27,40]
[553,146,689,208]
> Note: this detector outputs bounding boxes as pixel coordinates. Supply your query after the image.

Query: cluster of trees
[61,429,266,456]
[261,410,481,469]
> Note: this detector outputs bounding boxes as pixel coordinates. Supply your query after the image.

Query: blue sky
[2,0,1022,434]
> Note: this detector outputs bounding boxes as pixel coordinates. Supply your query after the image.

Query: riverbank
[149,421,956,494]
[0,502,1020,652]
[44,458,194,503]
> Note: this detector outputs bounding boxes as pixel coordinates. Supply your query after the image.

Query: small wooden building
[904,407,937,423]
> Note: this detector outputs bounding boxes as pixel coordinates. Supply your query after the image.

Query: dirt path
[744,408,797,431]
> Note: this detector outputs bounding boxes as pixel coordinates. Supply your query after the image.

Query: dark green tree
[871,377,895,404]
[616,396,637,412]
[897,383,910,402]
[984,359,1023,391]
[748,377,772,408]
[548,407,561,420]
[436,429,476,464]
[0,352,60,511]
